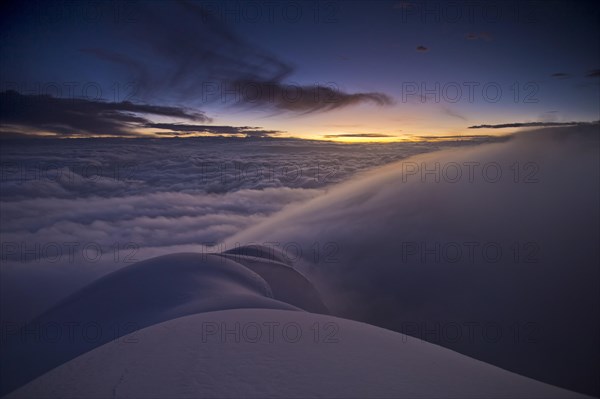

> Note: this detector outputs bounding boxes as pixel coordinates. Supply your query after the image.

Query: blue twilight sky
[0,0,598,140]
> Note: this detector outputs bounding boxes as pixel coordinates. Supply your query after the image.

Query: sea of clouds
[1,128,597,395]
[1,137,482,324]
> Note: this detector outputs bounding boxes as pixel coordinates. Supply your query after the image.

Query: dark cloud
[322,133,394,138]
[551,72,570,78]
[0,90,209,137]
[82,1,392,114]
[468,121,598,129]
[146,123,283,138]
[224,80,394,114]
[233,130,281,138]
[586,69,600,78]
[416,45,428,52]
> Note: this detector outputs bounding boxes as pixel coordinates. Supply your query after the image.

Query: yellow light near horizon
[318,136,415,144]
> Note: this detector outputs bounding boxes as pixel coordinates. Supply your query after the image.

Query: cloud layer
[0,90,209,137]
[469,121,598,129]
[2,137,473,324]
[228,125,600,396]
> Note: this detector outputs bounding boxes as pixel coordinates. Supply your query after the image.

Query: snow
[1,252,308,396]
[7,309,589,398]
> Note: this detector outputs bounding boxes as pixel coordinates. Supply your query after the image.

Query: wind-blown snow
[228,125,600,395]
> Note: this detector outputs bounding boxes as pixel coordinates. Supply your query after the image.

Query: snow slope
[1,250,327,396]
[6,309,589,399]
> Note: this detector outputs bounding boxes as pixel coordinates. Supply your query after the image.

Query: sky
[1,3,599,396]
[0,0,599,140]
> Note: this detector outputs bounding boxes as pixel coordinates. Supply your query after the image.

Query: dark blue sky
[1,0,598,140]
